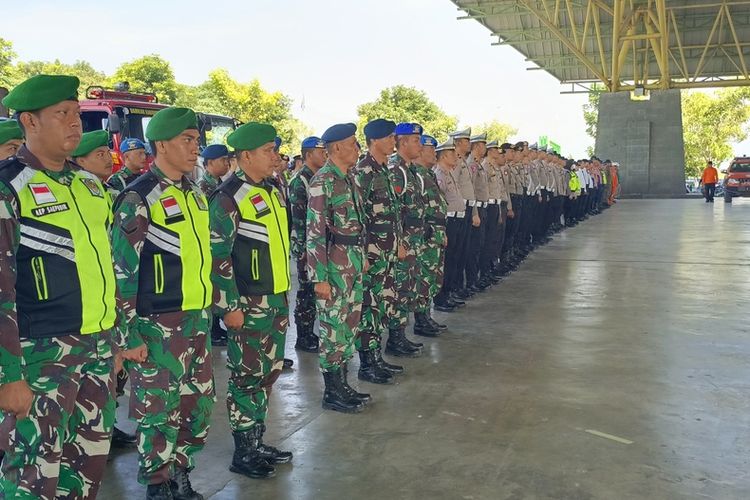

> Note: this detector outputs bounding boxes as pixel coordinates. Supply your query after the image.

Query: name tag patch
[32,202,69,217]
[29,183,57,205]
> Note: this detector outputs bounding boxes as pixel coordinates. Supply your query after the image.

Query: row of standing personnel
[0,74,619,500]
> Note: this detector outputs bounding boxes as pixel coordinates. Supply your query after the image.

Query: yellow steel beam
[692,6,724,81]
[611,0,622,90]
[592,3,609,78]
[724,3,749,79]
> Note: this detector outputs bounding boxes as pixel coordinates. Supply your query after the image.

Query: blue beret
[395,123,423,136]
[321,123,357,145]
[274,137,282,151]
[364,119,396,140]
[120,138,146,153]
[201,144,229,160]
[420,135,438,147]
[301,136,325,149]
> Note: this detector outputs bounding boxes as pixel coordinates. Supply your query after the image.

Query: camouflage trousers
[128,309,215,485]
[317,278,363,373]
[355,241,398,351]
[227,293,288,432]
[389,229,423,329]
[294,258,316,333]
[415,234,446,314]
[0,333,116,500]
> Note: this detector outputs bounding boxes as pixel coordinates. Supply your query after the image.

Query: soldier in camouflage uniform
[0,75,124,499]
[306,123,370,414]
[412,134,449,336]
[108,137,148,192]
[198,144,231,348]
[210,122,293,480]
[386,123,427,357]
[288,136,327,353]
[112,107,214,500]
[349,119,405,384]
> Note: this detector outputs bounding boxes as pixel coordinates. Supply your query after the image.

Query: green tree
[682,88,750,177]
[582,83,606,156]
[10,59,105,90]
[109,55,178,104]
[356,85,458,143]
[0,38,16,87]
[471,119,517,144]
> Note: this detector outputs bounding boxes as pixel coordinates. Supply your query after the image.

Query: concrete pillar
[595,89,685,196]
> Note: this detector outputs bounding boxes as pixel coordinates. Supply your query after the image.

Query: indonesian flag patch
[160,196,183,218]
[251,193,269,214]
[29,183,57,205]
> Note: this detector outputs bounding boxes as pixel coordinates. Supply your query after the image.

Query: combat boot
[146,483,174,500]
[358,350,393,384]
[294,324,318,353]
[386,327,421,357]
[413,312,440,337]
[230,430,276,479]
[342,364,372,403]
[170,468,203,500]
[111,426,137,448]
[256,423,293,464]
[427,313,447,330]
[322,371,365,413]
[373,348,404,374]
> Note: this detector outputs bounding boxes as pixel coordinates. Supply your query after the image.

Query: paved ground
[102,199,750,499]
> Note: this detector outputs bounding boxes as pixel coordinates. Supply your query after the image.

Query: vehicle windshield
[80,106,157,142]
[729,162,750,173]
[204,117,235,146]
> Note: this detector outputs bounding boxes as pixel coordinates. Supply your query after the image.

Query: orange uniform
[701,165,719,184]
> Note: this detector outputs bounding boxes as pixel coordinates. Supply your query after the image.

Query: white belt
[476,201,487,207]
[488,199,499,204]
[447,211,465,218]
[466,200,477,207]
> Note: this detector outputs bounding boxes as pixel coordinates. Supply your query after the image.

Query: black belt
[425,216,446,226]
[369,222,394,232]
[329,233,365,246]
[404,216,424,228]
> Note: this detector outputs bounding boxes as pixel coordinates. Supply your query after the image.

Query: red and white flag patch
[29,183,57,205]
[160,196,183,217]
[251,194,269,213]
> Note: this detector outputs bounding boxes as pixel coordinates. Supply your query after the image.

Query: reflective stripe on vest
[129,174,212,315]
[229,177,290,295]
[10,166,116,337]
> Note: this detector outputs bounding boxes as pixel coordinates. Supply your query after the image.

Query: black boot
[256,423,293,464]
[170,468,203,500]
[230,430,276,479]
[111,425,137,448]
[386,328,421,357]
[373,348,404,374]
[321,371,365,413]
[427,313,447,330]
[282,358,294,370]
[449,292,466,306]
[341,364,372,403]
[358,350,393,384]
[147,483,174,500]
[294,324,318,353]
[414,312,440,338]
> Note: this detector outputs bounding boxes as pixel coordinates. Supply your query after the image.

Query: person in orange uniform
[700,161,719,203]
[607,162,619,205]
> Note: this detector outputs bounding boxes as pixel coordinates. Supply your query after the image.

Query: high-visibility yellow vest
[213,173,290,296]
[0,161,117,338]
[123,170,212,315]
[569,173,581,192]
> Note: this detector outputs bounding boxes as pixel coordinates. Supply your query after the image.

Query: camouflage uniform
[288,165,317,340]
[0,147,117,499]
[197,170,220,197]
[112,165,215,486]
[107,166,140,192]
[209,169,289,432]
[306,160,366,372]
[412,162,447,314]
[387,153,425,329]
[349,153,401,351]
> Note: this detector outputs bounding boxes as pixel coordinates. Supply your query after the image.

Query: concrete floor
[101,199,750,500]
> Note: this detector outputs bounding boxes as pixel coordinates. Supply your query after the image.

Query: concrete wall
[595,89,685,196]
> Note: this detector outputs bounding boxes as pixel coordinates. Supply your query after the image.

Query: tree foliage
[0,38,16,88]
[682,88,750,176]
[357,86,458,143]
[582,83,606,156]
[109,55,178,104]
[11,59,106,91]
[471,120,517,144]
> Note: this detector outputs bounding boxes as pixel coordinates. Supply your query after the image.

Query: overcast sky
[4,0,748,160]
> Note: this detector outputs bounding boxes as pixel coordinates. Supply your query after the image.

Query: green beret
[72,130,109,158]
[2,74,80,112]
[227,122,277,151]
[0,120,23,145]
[145,107,198,141]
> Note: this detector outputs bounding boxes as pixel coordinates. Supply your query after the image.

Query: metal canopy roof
[451,1,750,92]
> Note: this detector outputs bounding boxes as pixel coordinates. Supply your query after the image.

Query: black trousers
[479,204,500,276]
[453,210,472,291]
[704,183,716,201]
[441,215,465,297]
[465,206,486,287]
